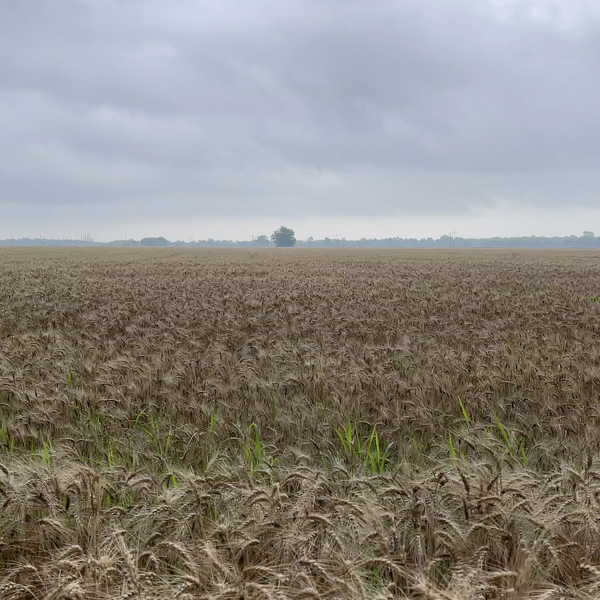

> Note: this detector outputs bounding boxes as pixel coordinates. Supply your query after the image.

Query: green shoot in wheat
[458,396,470,431]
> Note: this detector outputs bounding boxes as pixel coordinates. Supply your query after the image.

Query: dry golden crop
[1,247,600,599]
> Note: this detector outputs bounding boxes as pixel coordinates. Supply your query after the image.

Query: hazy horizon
[5,201,600,242]
[2,1,600,239]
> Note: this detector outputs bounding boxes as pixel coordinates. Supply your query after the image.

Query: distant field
[1,248,600,599]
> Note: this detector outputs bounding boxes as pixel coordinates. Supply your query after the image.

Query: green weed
[209,408,220,433]
[364,425,390,475]
[41,441,52,466]
[458,396,470,431]
[243,423,266,477]
[448,431,456,460]
[335,421,390,473]
[493,413,512,451]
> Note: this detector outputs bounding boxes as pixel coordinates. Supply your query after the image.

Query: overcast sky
[2,0,600,241]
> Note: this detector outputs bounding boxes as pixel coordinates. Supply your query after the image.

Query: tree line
[2,229,600,248]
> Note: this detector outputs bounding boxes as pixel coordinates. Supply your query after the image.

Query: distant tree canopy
[256,235,271,247]
[271,226,296,248]
[140,237,169,247]
[5,231,600,249]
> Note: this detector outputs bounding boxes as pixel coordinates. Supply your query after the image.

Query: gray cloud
[1,0,600,225]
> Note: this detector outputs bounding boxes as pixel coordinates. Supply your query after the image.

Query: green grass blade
[458,396,470,431]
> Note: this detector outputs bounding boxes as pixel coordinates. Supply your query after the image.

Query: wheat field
[1,248,600,599]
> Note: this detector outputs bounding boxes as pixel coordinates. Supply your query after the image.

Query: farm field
[1,248,600,599]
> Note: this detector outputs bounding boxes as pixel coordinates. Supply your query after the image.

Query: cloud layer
[2,0,600,229]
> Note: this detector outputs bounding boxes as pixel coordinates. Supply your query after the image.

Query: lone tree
[271,226,296,247]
